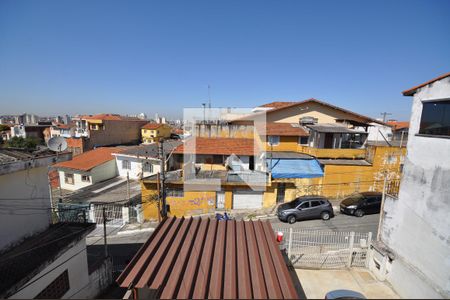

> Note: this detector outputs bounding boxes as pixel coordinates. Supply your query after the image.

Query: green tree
[6,136,38,150]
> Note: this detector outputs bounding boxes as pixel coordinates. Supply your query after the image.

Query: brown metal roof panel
[261,221,299,299]
[253,221,284,299]
[150,217,193,290]
[160,218,201,299]
[117,217,174,288]
[176,218,210,299]
[192,219,218,299]
[245,221,268,299]
[236,221,252,299]
[224,220,237,300]
[135,217,183,288]
[209,220,227,299]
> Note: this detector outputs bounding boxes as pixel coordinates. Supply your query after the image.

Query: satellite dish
[47,136,68,152]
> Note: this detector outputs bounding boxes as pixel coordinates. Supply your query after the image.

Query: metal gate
[92,204,124,226]
[274,228,372,269]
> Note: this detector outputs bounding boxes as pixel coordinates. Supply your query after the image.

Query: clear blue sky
[1,0,449,120]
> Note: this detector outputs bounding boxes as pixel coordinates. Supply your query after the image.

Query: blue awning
[270,158,324,179]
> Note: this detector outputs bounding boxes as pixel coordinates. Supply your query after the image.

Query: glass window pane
[419,101,450,136]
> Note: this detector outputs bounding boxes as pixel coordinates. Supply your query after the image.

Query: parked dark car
[339,192,382,217]
[277,196,334,224]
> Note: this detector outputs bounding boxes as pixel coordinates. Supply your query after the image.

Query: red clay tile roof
[81,114,143,121]
[53,147,123,171]
[53,123,74,129]
[142,123,166,130]
[259,123,309,136]
[402,72,450,96]
[174,137,255,156]
[259,101,296,109]
[387,121,409,130]
[116,217,299,299]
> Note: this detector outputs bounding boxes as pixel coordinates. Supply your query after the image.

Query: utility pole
[380,112,392,123]
[377,173,388,241]
[102,207,108,258]
[158,139,167,218]
[126,171,130,202]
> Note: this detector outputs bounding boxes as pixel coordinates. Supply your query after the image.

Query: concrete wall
[367,122,393,141]
[90,160,118,184]
[115,155,160,180]
[0,153,71,176]
[9,239,91,299]
[0,166,53,250]
[86,120,147,149]
[380,76,450,298]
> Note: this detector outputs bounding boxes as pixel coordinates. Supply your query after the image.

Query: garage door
[233,191,263,209]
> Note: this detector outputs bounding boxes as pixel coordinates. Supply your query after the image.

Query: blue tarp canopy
[270,158,324,179]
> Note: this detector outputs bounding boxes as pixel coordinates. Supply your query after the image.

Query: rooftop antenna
[380,112,392,123]
[208,84,211,109]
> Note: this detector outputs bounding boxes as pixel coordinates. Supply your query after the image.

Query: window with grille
[122,160,131,170]
[35,270,70,299]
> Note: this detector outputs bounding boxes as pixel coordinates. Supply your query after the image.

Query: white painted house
[53,147,124,191]
[113,140,182,180]
[0,150,111,299]
[371,72,450,299]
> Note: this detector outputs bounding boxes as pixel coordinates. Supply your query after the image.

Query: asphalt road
[269,211,380,236]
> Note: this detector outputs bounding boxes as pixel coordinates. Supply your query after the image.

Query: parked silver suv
[277,196,334,224]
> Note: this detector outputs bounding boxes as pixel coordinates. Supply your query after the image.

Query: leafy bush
[6,136,39,150]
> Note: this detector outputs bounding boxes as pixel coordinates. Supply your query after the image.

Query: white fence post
[288,228,293,258]
[347,232,355,268]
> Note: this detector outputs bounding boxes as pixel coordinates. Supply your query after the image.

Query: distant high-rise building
[63,114,71,124]
[14,113,39,125]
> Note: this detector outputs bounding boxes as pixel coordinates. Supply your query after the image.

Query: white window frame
[122,159,131,170]
[81,175,90,182]
[64,173,74,185]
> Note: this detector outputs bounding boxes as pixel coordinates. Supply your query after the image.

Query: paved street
[269,212,380,236]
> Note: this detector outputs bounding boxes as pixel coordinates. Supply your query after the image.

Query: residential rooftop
[0,222,95,298]
[78,114,144,121]
[173,137,256,156]
[116,217,299,299]
[141,122,168,130]
[259,123,309,137]
[402,72,450,96]
[115,139,182,158]
[53,146,125,171]
[306,123,367,134]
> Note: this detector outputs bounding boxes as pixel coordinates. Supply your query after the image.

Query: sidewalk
[296,269,399,299]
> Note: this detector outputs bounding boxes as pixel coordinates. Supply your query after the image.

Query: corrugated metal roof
[116,217,299,299]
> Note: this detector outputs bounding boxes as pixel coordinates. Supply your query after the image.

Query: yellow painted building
[141,123,172,144]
